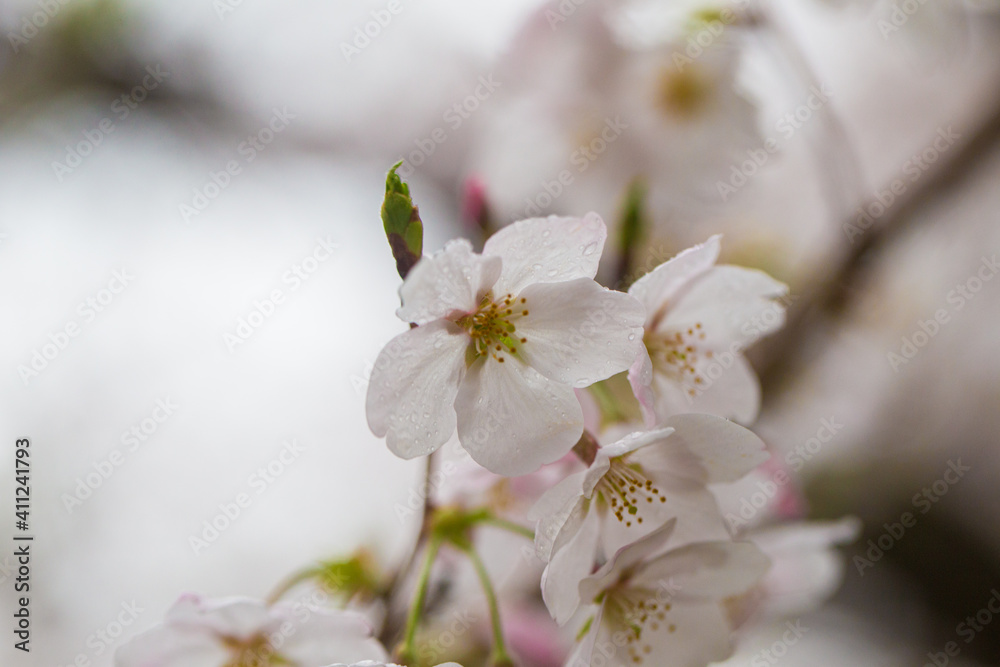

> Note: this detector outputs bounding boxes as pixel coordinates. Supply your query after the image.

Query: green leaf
[381,161,424,280]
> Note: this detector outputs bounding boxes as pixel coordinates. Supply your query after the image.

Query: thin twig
[757,83,1000,397]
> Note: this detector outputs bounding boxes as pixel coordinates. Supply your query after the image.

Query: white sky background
[0,0,999,665]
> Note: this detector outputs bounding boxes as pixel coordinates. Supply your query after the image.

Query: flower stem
[400,534,442,660]
[588,381,624,424]
[483,516,535,541]
[265,566,321,605]
[465,546,513,666]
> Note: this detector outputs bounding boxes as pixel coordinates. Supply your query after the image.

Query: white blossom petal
[628,235,720,320]
[597,427,675,459]
[632,414,770,484]
[563,602,604,667]
[515,279,645,388]
[635,540,771,600]
[282,609,388,665]
[752,518,861,617]
[397,239,501,325]
[627,347,656,426]
[529,469,590,560]
[664,265,788,347]
[455,356,583,475]
[366,320,469,459]
[542,506,602,625]
[115,623,228,667]
[483,214,606,296]
[164,595,272,637]
[614,601,736,667]
[579,521,677,602]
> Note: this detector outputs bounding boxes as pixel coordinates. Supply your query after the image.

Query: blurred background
[1,0,999,665]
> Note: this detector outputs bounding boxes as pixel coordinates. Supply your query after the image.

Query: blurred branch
[757,82,1000,398]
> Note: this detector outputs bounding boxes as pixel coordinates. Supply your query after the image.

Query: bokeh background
[1,0,999,665]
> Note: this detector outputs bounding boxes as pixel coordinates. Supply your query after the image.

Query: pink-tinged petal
[636,540,771,601]
[366,321,469,459]
[455,356,583,475]
[627,347,656,427]
[542,507,602,625]
[397,239,501,325]
[280,608,387,665]
[651,414,770,483]
[628,235,720,322]
[752,518,860,616]
[515,279,645,388]
[501,603,569,667]
[665,264,788,347]
[484,214,606,296]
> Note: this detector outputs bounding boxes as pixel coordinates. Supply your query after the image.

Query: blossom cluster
[114,205,855,667]
[368,213,798,667]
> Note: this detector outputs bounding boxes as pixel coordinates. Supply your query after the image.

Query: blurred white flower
[748,518,861,618]
[529,414,769,624]
[366,214,645,476]
[466,0,762,228]
[115,595,387,667]
[566,522,770,667]
[628,235,787,425]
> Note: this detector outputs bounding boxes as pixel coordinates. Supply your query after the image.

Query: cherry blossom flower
[366,214,645,476]
[115,595,386,667]
[565,521,770,667]
[628,235,788,426]
[529,414,769,624]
